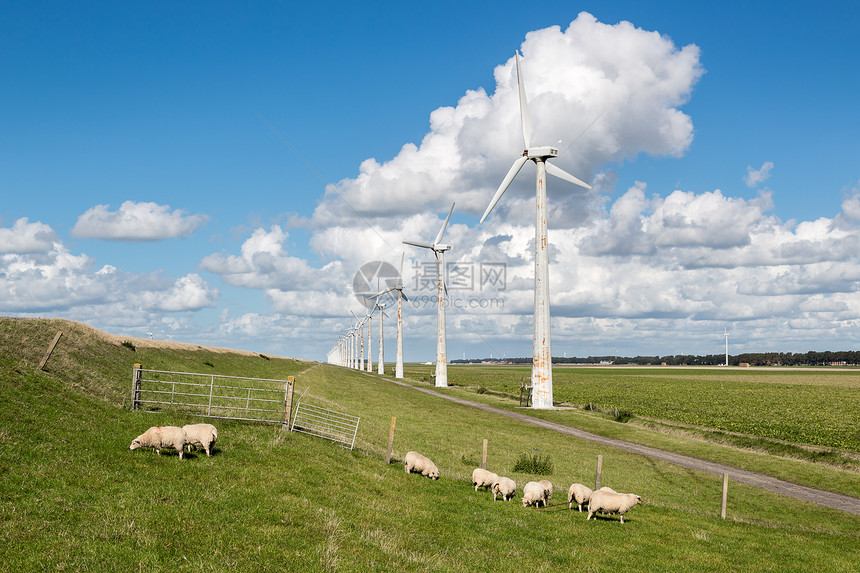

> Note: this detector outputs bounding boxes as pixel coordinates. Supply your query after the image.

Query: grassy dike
[0,318,857,571]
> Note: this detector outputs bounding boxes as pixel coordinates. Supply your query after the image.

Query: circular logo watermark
[353,261,400,310]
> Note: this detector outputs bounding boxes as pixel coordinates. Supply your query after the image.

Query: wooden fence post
[282,376,295,430]
[594,455,603,491]
[385,416,397,464]
[481,439,488,469]
[721,473,729,519]
[131,363,142,410]
[39,331,63,371]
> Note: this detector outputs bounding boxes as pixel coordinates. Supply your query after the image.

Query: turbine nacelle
[524,146,559,159]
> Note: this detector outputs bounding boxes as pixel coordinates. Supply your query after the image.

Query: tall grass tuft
[512,452,553,475]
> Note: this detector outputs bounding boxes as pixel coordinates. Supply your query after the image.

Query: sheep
[129,426,186,459]
[538,479,554,504]
[491,476,516,501]
[404,451,439,480]
[598,486,617,494]
[182,423,218,457]
[522,481,546,507]
[587,490,642,523]
[568,483,593,511]
[472,468,499,492]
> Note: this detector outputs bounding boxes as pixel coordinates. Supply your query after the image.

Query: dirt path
[381,375,860,515]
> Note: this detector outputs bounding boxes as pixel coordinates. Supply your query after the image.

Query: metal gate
[290,389,360,449]
[131,364,294,427]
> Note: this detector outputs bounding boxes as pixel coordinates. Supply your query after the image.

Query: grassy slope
[0,318,858,572]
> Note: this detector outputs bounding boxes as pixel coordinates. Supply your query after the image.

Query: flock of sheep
[128,428,641,522]
[129,423,218,459]
[406,450,643,524]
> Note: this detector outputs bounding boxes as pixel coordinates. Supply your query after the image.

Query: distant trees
[450,351,860,366]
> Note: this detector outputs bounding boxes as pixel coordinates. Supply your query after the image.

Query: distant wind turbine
[404,203,455,387]
[723,325,730,367]
[376,253,410,378]
[376,301,387,374]
[480,51,592,409]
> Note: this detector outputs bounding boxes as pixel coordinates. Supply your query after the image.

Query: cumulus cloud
[0,218,57,254]
[0,229,219,315]
[744,161,774,187]
[139,273,220,312]
[70,201,209,241]
[200,225,339,291]
[307,12,704,228]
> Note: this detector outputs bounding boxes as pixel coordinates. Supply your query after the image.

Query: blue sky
[2,1,860,361]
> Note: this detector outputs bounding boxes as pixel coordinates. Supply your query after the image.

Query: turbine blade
[481,156,529,223]
[434,202,455,246]
[546,161,592,190]
[516,51,533,148]
[403,240,433,249]
[400,289,409,302]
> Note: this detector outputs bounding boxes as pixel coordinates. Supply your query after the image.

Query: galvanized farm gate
[290,388,360,450]
[131,364,295,428]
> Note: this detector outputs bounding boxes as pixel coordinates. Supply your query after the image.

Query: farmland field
[404,364,860,452]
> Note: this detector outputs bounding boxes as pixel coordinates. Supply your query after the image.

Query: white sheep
[538,479,554,504]
[182,423,218,457]
[522,481,546,507]
[587,490,642,523]
[404,451,439,480]
[491,476,516,501]
[598,486,617,494]
[129,426,187,459]
[472,468,499,492]
[568,483,593,511]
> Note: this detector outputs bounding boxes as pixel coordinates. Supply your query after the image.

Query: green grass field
[1,318,858,571]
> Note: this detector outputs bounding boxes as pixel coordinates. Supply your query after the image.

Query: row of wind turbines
[328,52,592,409]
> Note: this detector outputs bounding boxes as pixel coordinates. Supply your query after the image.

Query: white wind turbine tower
[375,253,409,377]
[366,310,373,373]
[480,51,592,409]
[350,311,368,371]
[404,203,455,387]
[376,300,387,374]
[723,325,730,367]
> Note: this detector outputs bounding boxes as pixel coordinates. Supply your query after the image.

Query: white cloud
[0,218,57,254]
[70,201,209,241]
[0,227,219,315]
[139,273,220,312]
[307,12,704,228]
[200,226,339,291]
[744,161,774,187]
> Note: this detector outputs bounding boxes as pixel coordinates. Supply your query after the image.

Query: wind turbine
[366,311,373,372]
[480,51,592,409]
[375,253,409,377]
[404,203,455,387]
[375,300,387,374]
[351,310,369,371]
[723,325,730,367]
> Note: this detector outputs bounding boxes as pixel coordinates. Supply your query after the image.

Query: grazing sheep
[182,423,218,457]
[522,481,546,507]
[538,479,554,504]
[472,468,499,492]
[129,426,186,459]
[491,476,517,501]
[598,486,617,494]
[404,451,439,480]
[568,483,593,511]
[587,491,642,523]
